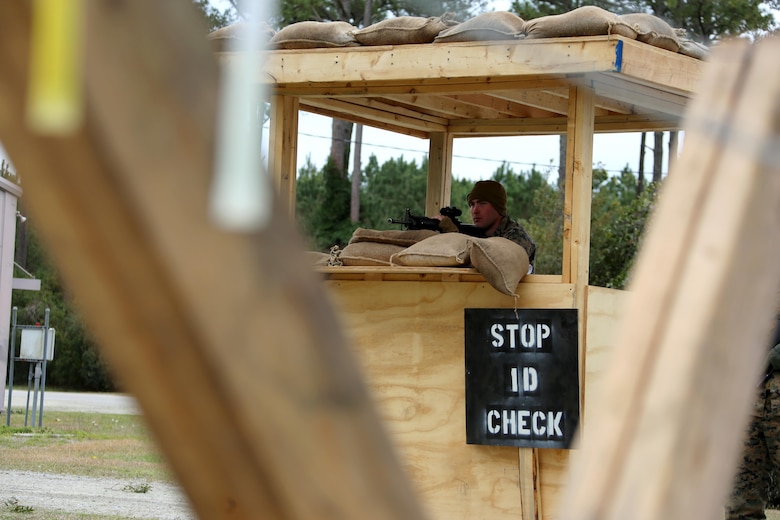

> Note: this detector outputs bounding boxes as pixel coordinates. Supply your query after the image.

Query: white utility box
[20,328,56,361]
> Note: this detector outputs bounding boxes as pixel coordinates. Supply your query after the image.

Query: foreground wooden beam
[0,2,426,519]
[560,37,780,520]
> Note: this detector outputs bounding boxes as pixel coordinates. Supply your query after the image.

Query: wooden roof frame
[249,35,703,288]
[254,36,700,133]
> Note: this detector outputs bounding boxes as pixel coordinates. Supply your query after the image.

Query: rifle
[387,206,485,238]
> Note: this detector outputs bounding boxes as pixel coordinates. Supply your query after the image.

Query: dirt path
[0,470,194,519]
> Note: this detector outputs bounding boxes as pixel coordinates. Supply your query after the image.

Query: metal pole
[25,362,33,427]
[5,307,16,426]
[37,308,50,428]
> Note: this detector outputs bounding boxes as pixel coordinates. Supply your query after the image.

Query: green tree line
[297,152,657,286]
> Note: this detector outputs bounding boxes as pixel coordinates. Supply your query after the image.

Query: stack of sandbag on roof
[522,6,638,40]
[212,7,708,60]
[269,20,362,49]
[353,13,458,45]
[433,11,526,42]
[207,21,276,51]
[618,13,709,59]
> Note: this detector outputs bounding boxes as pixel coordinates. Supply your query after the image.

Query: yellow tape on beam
[27,0,85,134]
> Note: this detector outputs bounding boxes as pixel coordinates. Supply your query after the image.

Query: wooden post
[560,38,780,520]
[426,131,453,215]
[0,3,427,519]
[268,94,299,217]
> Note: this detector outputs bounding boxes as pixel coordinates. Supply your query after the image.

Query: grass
[0,409,173,482]
[0,409,175,519]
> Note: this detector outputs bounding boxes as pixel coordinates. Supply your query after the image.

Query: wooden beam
[268,95,299,217]
[265,76,574,97]
[258,38,622,87]
[384,93,511,120]
[446,113,679,136]
[0,2,426,520]
[589,74,690,116]
[298,103,430,139]
[302,97,447,133]
[560,38,780,520]
[448,117,568,136]
[426,132,453,215]
[491,88,570,115]
[445,93,555,119]
[617,37,702,95]
[519,448,543,520]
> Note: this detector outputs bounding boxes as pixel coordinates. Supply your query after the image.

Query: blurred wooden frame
[561,37,780,520]
[0,2,425,519]
[0,2,778,520]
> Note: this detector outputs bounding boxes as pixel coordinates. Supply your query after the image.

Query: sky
[289,113,654,183]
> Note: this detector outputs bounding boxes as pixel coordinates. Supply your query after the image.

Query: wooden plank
[0,2,426,520]
[584,286,629,424]
[426,132,453,215]
[332,96,450,126]
[562,85,595,287]
[268,95,298,216]
[445,93,555,119]
[320,268,564,285]
[617,37,702,95]
[302,97,448,133]
[268,77,574,97]
[448,117,568,136]
[258,38,623,87]
[590,74,690,116]
[299,102,430,139]
[560,38,780,520]
[491,88,570,115]
[519,448,543,520]
[324,279,575,519]
[592,114,682,133]
[385,93,514,120]
[446,113,679,136]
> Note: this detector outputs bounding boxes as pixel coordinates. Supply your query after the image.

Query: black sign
[464,308,579,449]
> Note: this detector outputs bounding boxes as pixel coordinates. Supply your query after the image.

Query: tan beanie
[467,180,507,216]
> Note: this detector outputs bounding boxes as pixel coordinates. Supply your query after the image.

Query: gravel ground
[2,391,194,519]
[0,470,195,519]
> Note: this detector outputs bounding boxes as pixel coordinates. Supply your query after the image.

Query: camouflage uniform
[493,216,536,272]
[726,317,780,520]
[438,213,536,270]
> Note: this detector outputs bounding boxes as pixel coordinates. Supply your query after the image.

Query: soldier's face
[469,199,501,235]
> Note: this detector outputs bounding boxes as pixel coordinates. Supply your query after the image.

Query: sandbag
[468,237,529,296]
[619,13,680,52]
[207,22,276,52]
[523,6,637,40]
[390,233,470,267]
[434,11,525,43]
[678,38,709,60]
[340,242,405,266]
[270,21,360,49]
[349,228,438,247]
[354,14,458,45]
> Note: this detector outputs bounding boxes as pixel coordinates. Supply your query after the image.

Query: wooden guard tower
[1,2,778,519]
[256,35,702,519]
